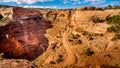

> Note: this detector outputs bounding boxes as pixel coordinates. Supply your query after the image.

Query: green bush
[106,14,120,41]
[107,25,120,33]
[106,15,120,25]
[106,15,112,24]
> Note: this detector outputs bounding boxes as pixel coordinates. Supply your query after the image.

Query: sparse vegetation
[68,33,82,45]
[107,25,120,33]
[82,31,88,35]
[104,5,113,9]
[106,13,120,41]
[87,6,96,10]
[56,55,64,63]
[1,6,120,68]
[68,39,73,42]
[74,34,80,39]
[104,5,120,9]
[4,12,11,18]
[95,8,103,10]
[86,48,94,56]
[0,17,10,23]
[69,33,80,39]
[50,61,56,64]
[111,34,120,41]
[91,16,105,23]
[106,14,120,25]
[89,36,94,40]
[80,7,87,10]
[77,39,82,44]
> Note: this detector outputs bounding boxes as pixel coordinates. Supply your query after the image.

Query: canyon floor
[0,6,120,68]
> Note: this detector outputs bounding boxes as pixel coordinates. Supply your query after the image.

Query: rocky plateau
[0,6,120,68]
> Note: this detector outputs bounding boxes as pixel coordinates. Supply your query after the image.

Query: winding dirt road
[43,10,76,67]
[61,11,76,66]
[61,28,76,66]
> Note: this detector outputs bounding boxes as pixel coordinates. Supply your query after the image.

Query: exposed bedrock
[0,7,52,60]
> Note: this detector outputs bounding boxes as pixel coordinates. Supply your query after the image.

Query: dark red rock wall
[13,7,42,19]
[0,7,52,60]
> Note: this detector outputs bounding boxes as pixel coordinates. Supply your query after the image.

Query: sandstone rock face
[0,7,13,19]
[41,10,71,23]
[0,7,52,60]
[13,7,42,20]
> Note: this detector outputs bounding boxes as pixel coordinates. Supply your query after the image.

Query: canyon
[0,6,120,68]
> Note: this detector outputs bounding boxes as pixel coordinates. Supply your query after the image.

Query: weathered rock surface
[0,7,52,60]
[0,59,35,68]
[13,7,42,20]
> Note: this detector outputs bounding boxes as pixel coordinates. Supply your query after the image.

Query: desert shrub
[71,34,80,39]
[86,48,94,56]
[113,5,120,9]
[114,6,120,9]
[82,31,88,35]
[104,5,113,9]
[56,55,64,63]
[68,39,73,42]
[87,6,96,10]
[106,14,120,25]
[106,14,120,28]
[89,36,94,40]
[111,34,120,41]
[106,15,112,24]
[77,39,82,44]
[107,26,115,32]
[74,34,80,38]
[50,61,56,64]
[107,25,120,33]
[106,14,120,41]
[91,16,105,23]
[111,15,120,25]
[80,7,87,10]
[95,8,103,11]
[0,17,10,23]
[104,5,120,9]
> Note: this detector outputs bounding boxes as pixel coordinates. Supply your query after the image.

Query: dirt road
[61,27,76,66]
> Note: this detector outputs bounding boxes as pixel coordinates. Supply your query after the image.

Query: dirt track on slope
[61,29,76,66]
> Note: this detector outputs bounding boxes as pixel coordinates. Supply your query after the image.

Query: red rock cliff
[0,7,52,60]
